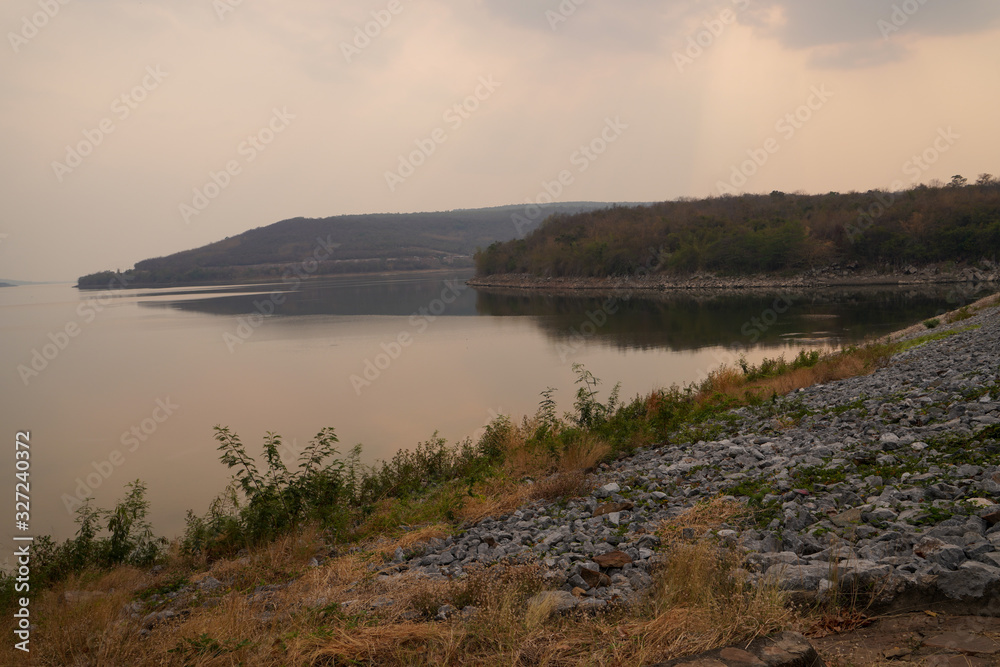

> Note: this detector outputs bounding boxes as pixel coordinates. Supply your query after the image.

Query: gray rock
[913,536,966,570]
[198,576,222,592]
[838,559,893,590]
[937,561,1000,599]
[765,563,834,592]
[830,507,864,528]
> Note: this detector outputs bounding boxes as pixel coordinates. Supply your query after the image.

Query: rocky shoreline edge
[467,262,1000,293]
[384,294,1000,622]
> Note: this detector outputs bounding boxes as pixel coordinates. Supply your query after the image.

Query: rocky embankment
[393,297,1000,616]
[467,260,1000,292]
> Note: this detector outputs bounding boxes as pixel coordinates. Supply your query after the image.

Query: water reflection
[143,271,994,351]
[140,272,479,318]
[3,276,995,541]
[471,286,989,349]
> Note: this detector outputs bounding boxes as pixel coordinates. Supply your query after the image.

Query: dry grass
[364,523,452,561]
[696,345,890,407]
[456,470,591,525]
[296,622,453,665]
[207,525,325,590]
[1,567,152,666]
[457,482,533,524]
[499,420,610,477]
[643,541,791,655]
[557,433,612,472]
[454,424,607,524]
[629,499,794,662]
[7,498,799,666]
[658,496,750,546]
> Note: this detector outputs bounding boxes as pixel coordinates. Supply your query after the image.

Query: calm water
[0,271,983,542]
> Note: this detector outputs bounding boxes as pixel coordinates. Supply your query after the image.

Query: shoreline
[387,294,1000,617]
[467,265,999,293]
[74,267,477,291]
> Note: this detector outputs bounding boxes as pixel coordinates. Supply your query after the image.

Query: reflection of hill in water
[472,285,994,351]
[139,274,480,318]
[141,275,994,352]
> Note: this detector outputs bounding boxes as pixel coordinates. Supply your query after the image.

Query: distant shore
[75,267,475,291]
[466,263,999,293]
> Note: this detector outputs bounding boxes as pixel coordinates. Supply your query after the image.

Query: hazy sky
[2,0,999,282]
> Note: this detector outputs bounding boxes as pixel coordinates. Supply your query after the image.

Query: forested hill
[76,203,611,287]
[474,179,1000,278]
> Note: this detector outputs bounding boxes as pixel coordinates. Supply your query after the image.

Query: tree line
[475,177,1000,278]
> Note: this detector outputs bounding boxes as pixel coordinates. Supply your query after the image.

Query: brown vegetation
[5,501,798,666]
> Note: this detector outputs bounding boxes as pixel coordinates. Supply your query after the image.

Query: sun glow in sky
[2,0,999,281]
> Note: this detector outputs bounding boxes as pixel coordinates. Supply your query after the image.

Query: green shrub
[204,426,361,547]
[738,349,822,382]
[947,306,974,323]
[184,422,512,559]
[0,481,165,613]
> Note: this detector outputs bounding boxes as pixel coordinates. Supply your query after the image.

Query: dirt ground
[812,612,1000,666]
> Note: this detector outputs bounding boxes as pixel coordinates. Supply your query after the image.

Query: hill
[76,203,614,287]
[474,179,1000,279]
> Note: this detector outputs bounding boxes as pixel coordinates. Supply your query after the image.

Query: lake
[0,271,983,542]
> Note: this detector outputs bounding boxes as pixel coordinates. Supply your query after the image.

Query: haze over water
[0,272,980,542]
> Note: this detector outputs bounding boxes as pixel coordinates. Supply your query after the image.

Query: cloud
[2,0,998,281]
[463,0,702,53]
[741,0,1000,67]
